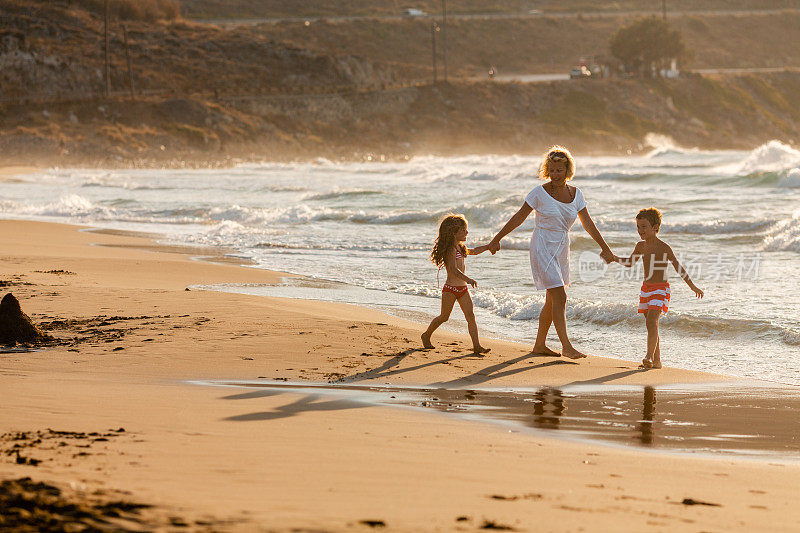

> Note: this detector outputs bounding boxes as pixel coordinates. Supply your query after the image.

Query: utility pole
[430,21,439,84]
[662,0,667,21]
[441,0,447,82]
[103,0,110,97]
[123,24,135,99]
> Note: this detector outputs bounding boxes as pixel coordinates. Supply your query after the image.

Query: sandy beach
[1,218,799,531]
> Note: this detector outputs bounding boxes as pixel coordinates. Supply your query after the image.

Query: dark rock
[0,293,49,345]
[682,498,721,506]
[359,520,386,528]
[480,520,514,530]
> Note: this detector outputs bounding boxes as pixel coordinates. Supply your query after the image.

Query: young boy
[612,208,704,369]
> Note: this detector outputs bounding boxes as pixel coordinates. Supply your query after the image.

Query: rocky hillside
[180,0,798,19]
[2,0,800,167]
[3,71,800,167]
[0,0,394,101]
[259,11,800,79]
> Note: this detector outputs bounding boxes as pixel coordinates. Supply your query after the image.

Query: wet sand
[1,219,799,531]
[206,381,800,459]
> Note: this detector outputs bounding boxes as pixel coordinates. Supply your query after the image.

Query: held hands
[599,249,616,264]
[487,239,501,255]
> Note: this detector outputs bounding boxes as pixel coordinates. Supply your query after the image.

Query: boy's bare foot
[638,358,653,369]
[531,345,561,357]
[472,346,491,355]
[561,347,588,359]
[421,333,434,349]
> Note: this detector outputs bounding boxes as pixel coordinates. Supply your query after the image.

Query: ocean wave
[784,330,800,345]
[254,241,428,253]
[469,290,800,346]
[594,216,778,236]
[0,194,118,219]
[736,140,800,175]
[762,211,800,252]
[256,185,309,193]
[578,141,800,187]
[779,168,800,188]
[303,189,386,201]
[393,284,441,298]
[667,219,778,235]
[81,179,174,191]
[348,210,438,225]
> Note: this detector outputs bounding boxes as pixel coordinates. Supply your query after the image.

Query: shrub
[69,0,181,22]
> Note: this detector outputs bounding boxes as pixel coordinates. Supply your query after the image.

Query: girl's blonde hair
[538,145,576,181]
[430,214,467,267]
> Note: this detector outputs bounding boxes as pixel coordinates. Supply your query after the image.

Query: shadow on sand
[221,392,369,422]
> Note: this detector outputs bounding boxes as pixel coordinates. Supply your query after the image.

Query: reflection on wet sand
[638,386,656,446]
[526,386,656,445]
[207,380,800,460]
[532,388,565,430]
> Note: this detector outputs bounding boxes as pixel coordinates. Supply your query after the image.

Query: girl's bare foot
[421,333,434,349]
[561,346,588,359]
[472,346,491,355]
[638,358,653,369]
[531,345,561,357]
[651,361,662,369]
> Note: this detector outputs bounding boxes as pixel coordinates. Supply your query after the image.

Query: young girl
[422,214,491,354]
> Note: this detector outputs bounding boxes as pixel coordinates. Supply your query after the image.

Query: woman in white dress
[488,146,613,359]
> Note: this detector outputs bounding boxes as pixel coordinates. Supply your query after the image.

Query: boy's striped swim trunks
[639,281,670,314]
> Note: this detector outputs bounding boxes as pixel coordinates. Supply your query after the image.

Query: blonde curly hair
[538,145,576,181]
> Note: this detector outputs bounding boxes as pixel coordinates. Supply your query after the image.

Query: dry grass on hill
[258,11,800,78]
[0,0,393,100]
[180,0,800,18]
[51,0,180,21]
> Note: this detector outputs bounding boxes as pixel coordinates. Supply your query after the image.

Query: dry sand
[0,219,798,531]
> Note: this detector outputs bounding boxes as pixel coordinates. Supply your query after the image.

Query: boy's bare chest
[641,243,669,268]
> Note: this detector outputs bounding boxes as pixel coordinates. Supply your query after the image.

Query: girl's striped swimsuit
[441,248,468,296]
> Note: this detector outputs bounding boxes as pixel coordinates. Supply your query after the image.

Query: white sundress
[525,184,587,290]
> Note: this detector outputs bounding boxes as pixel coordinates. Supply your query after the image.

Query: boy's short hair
[636,207,662,229]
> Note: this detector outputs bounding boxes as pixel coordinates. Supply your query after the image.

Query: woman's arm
[577,207,613,258]
[488,202,533,252]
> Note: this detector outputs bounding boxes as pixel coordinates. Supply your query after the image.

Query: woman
[488,146,613,359]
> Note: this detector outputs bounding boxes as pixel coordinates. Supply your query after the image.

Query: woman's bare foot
[531,345,561,357]
[472,346,491,355]
[651,361,662,369]
[561,346,588,359]
[638,358,653,369]
[421,333,434,349]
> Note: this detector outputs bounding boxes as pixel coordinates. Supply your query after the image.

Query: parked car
[402,8,427,16]
[569,66,591,79]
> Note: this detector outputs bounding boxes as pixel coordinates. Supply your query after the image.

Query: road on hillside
[197,8,799,27]
[472,67,800,84]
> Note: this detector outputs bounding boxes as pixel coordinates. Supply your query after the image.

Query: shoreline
[190,378,800,465]
[2,219,799,531]
[1,210,744,383]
